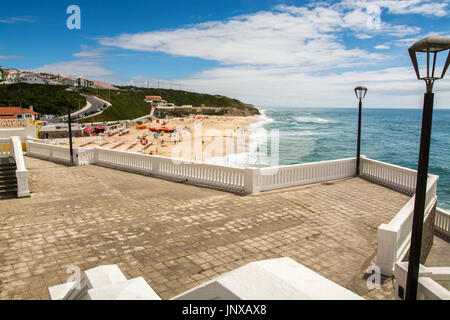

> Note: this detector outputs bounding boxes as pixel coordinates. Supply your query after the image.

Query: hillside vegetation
[0,83,86,115]
[78,86,259,123]
[0,83,259,121]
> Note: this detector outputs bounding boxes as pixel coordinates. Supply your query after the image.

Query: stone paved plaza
[0,156,445,300]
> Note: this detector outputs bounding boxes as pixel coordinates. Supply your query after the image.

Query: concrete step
[0,184,17,191]
[0,191,17,200]
[51,265,129,300]
[0,168,16,175]
[0,163,16,168]
[87,277,161,300]
[48,265,161,300]
[0,176,16,183]
[0,179,17,185]
[0,166,16,170]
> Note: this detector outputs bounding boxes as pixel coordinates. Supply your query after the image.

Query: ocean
[213,107,450,210]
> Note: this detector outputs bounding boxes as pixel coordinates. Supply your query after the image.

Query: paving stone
[0,156,430,300]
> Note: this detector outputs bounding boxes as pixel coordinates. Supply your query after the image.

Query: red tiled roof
[145,96,163,100]
[0,107,40,115]
[0,116,16,119]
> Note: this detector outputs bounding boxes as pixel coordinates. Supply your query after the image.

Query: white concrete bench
[48,264,161,300]
[172,257,364,300]
[87,277,161,300]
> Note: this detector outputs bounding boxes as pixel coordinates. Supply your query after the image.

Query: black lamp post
[406,35,450,300]
[64,88,75,166]
[354,86,367,176]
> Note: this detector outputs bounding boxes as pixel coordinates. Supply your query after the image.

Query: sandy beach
[52,115,260,162]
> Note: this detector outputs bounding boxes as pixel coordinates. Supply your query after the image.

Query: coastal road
[82,95,111,117]
[54,95,111,123]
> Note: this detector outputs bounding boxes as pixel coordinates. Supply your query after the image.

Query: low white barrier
[0,125,40,141]
[377,174,439,276]
[26,141,72,164]
[11,136,29,197]
[360,156,417,195]
[27,142,359,194]
[93,147,247,193]
[394,262,450,300]
[435,208,450,238]
[0,137,29,197]
[0,138,12,157]
[259,158,356,192]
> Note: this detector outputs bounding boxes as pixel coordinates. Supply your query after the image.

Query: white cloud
[99,0,449,108]
[169,65,450,108]
[32,60,116,79]
[73,45,108,58]
[99,3,395,70]
[0,54,23,59]
[0,16,35,24]
[99,1,429,71]
[339,0,448,17]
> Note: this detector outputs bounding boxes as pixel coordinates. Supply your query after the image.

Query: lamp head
[64,87,74,98]
[408,35,450,93]
[354,86,368,101]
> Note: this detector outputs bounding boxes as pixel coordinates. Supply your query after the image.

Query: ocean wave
[250,109,275,128]
[294,116,338,124]
[279,130,329,136]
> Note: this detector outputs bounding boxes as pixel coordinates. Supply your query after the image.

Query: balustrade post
[244,167,261,195]
[152,158,160,177]
[377,224,399,276]
[16,170,30,197]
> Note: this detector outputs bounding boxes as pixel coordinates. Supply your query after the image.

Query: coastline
[55,113,263,163]
[205,109,271,166]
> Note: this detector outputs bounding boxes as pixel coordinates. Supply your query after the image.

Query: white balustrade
[435,208,450,238]
[0,136,30,197]
[10,136,30,197]
[26,140,72,164]
[394,262,450,300]
[0,138,12,158]
[94,147,246,192]
[377,174,439,276]
[259,158,356,192]
[360,156,417,195]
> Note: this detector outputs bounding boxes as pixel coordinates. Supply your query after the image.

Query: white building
[144,96,168,106]
[77,78,94,88]
[0,106,40,121]
[3,68,20,84]
[19,74,48,84]
[62,78,77,86]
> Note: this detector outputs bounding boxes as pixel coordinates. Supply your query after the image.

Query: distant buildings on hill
[0,66,119,90]
[144,95,220,114]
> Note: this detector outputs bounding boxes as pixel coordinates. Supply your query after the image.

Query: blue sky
[1,0,450,108]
